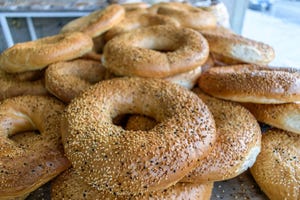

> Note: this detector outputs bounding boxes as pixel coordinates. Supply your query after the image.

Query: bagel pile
[0,1,299,200]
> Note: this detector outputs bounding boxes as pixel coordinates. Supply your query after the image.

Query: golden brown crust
[0,96,71,199]
[0,70,48,101]
[62,77,216,195]
[45,59,106,103]
[181,88,261,182]
[198,65,300,103]
[104,13,180,41]
[61,4,125,38]
[121,2,150,11]
[51,168,213,200]
[200,27,275,65]
[157,3,217,30]
[0,32,93,73]
[242,103,300,135]
[103,25,209,78]
[250,129,300,200]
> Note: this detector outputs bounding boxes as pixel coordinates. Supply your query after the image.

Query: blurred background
[0,0,299,66]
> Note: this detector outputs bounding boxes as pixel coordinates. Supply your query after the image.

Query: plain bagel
[62,77,216,195]
[0,32,93,73]
[103,25,209,78]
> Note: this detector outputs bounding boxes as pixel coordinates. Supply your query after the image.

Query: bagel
[180,88,261,182]
[103,25,209,78]
[0,96,71,199]
[199,27,275,65]
[45,59,106,103]
[242,103,300,135]
[147,2,187,14]
[198,65,300,103]
[121,2,150,11]
[104,13,180,41]
[60,4,125,38]
[0,69,48,101]
[157,4,217,30]
[51,168,214,200]
[0,32,93,73]
[164,56,214,89]
[250,128,300,200]
[62,77,216,194]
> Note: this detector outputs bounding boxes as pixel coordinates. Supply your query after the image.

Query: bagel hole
[113,114,158,131]
[10,130,42,149]
[137,37,179,53]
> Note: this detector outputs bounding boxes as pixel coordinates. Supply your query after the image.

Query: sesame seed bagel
[250,129,300,200]
[157,3,217,30]
[181,88,261,182]
[104,13,180,41]
[0,96,71,199]
[0,69,47,101]
[103,25,209,78]
[198,65,300,103]
[199,27,275,65]
[51,168,214,200]
[45,59,106,103]
[0,32,93,73]
[60,4,125,38]
[242,103,300,135]
[62,77,216,195]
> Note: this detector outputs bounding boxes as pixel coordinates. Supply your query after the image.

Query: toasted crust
[242,103,300,135]
[62,77,216,195]
[103,25,209,78]
[0,96,71,199]
[45,59,106,103]
[51,168,214,200]
[198,65,300,103]
[0,32,93,73]
[181,88,261,182]
[200,27,275,65]
[61,4,125,38]
[250,129,300,200]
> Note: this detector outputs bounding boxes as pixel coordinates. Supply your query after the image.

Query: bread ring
[0,32,93,73]
[104,13,180,41]
[199,27,275,65]
[181,88,261,182]
[103,25,209,78]
[157,3,217,30]
[242,103,300,135]
[51,168,214,200]
[199,65,300,103]
[0,96,71,199]
[62,77,216,194]
[45,59,107,103]
[60,4,125,38]
[0,69,48,101]
[250,129,300,200]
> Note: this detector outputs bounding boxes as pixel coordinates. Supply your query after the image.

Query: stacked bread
[0,2,298,200]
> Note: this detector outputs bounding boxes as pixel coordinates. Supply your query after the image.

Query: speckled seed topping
[181,88,261,182]
[0,95,71,198]
[103,25,209,78]
[199,64,300,103]
[250,129,300,200]
[51,168,214,200]
[62,77,216,195]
